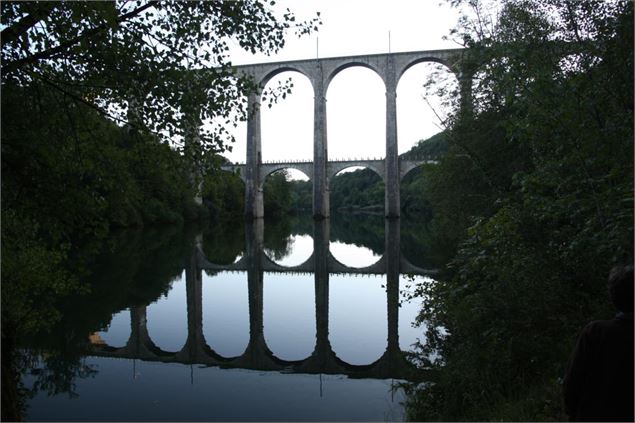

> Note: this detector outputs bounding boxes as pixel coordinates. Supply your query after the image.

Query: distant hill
[400,131,448,160]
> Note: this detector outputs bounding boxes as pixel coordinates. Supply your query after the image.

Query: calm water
[20,214,438,421]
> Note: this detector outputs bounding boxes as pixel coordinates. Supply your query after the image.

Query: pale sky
[218,0,462,178]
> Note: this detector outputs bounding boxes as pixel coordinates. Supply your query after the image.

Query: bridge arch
[257,65,314,90]
[263,272,316,361]
[260,70,314,163]
[397,55,457,82]
[230,48,468,219]
[328,163,384,183]
[400,160,432,182]
[96,309,130,349]
[260,165,312,183]
[202,270,250,358]
[263,231,314,268]
[329,274,388,365]
[325,61,385,91]
[396,59,457,153]
[146,274,188,353]
[326,66,386,161]
[329,165,386,215]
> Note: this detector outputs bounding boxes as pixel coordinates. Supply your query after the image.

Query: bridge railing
[222,155,438,167]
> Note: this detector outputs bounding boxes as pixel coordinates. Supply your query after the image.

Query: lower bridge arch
[259,164,313,183]
[327,161,385,183]
[399,159,437,182]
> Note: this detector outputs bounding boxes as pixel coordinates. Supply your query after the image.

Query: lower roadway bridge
[220,157,437,219]
[221,157,437,185]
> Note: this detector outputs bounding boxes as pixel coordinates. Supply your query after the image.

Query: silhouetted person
[564,264,634,422]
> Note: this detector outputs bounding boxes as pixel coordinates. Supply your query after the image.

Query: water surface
[20,214,436,421]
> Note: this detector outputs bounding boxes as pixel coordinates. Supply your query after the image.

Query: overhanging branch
[2,1,158,75]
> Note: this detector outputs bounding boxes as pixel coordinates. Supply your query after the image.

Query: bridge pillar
[385,219,401,353]
[178,238,205,362]
[312,65,329,219]
[245,90,264,219]
[123,305,157,359]
[244,219,269,367]
[313,219,331,369]
[385,58,400,218]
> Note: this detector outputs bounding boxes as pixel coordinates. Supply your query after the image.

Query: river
[18,213,440,421]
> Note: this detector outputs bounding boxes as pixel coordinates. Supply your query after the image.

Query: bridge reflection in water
[90,219,434,381]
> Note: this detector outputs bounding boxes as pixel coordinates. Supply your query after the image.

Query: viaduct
[210,47,473,219]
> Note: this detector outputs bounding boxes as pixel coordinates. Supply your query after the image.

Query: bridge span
[180,47,474,219]
[221,157,438,188]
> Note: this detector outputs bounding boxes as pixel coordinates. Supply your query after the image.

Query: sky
[218,0,463,178]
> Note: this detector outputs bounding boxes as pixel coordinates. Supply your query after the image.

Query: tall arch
[396,61,458,155]
[146,271,188,352]
[263,272,316,361]
[202,271,250,358]
[325,61,385,90]
[326,66,386,161]
[329,274,387,365]
[259,70,314,163]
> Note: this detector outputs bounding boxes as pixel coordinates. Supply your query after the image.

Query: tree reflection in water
[11,213,438,420]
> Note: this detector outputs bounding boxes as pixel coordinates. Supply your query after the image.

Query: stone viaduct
[217,47,473,219]
[89,219,435,381]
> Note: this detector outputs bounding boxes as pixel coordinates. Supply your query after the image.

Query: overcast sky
[218,0,463,178]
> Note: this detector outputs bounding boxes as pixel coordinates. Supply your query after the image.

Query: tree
[264,170,293,218]
[406,1,633,420]
[1,4,320,418]
[1,1,320,151]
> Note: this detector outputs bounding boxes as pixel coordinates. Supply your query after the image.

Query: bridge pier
[176,238,206,362]
[385,58,400,218]
[245,90,264,219]
[313,219,332,367]
[122,305,161,359]
[243,219,272,367]
[385,219,401,353]
[312,65,330,219]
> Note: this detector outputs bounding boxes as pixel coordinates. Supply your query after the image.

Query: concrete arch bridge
[203,47,474,219]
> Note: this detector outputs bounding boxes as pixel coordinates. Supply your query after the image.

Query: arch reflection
[89,219,437,380]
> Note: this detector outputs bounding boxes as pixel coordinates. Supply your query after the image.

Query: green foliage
[401,131,449,160]
[330,213,385,255]
[1,0,316,334]
[14,224,199,407]
[202,218,245,267]
[0,210,82,337]
[1,1,320,152]
[1,83,197,240]
[330,168,385,211]
[405,1,634,421]
[1,3,319,417]
[264,170,293,218]
[288,179,312,211]
[202,165,246,220]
